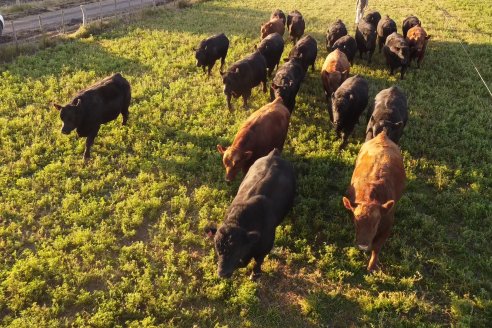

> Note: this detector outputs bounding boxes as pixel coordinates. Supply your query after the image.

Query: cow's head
[343,197,394,250]
[53,99,82,134]
[372,119,404,142]
[260,22,273,39]
[194,44,207,67]
[221,68,241,96]
[217,145,252,181]
[207,224,260,278]
[331,91,353,131]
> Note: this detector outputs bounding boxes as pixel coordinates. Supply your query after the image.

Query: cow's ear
[204,225,217,238]
[217,144,227,154]
[381,200,395,214]
[425,35,431,40]
[243,151,253,161]
[342,197,355,211]
[247,231,261,243]
[53,103,62,111]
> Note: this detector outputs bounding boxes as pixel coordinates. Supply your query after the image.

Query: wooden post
[62,10,65,33]
[16,0,21,6]
[81,5,86,26]
[99,0,103,22]
[38,15,43,32]
[114,0,117,12]
[11,21,18,51]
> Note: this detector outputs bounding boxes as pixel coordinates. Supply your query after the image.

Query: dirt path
[1,0,167,40]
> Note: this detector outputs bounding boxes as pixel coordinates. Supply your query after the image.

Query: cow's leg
[400,65,407,80]
[367,50,373,63]
[83,126,100,161]
[220,55,226,72]
[311,61,315,72]
[226,93,232,111]
[250,256,264,280]
[390,67,394,75]
[207,64,213,77]
[367,250,380,272]
[122,105,129,126]
[242,92,250,109]
[417,55,423,68]
[261,73,268,93]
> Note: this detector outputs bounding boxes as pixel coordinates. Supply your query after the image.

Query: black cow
[383,32,410,79]
[271,9,286,26]
[364,10,382,26]
[256,32,285,77]
[195,33,230,76]
[377,15,397,52]
[222,51,268,110]
[287,10,305,44]
[366,86,408,144]
[206,149,296,280]
[270,57,306,113]
[331,75,369,148]
[402,15,421,38]
[286,35,318,72]
[355,19,377,63]
[332,35,357,64]
[326,19,347,51]
[53,73,131,160]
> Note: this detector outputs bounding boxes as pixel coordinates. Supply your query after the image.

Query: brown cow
[406,26,431,68]
[261,18,285,40]
[217,97,290,181]
[342,131,406,272]
[321,49,350,102]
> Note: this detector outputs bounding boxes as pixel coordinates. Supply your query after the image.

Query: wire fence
[1,0,168,45]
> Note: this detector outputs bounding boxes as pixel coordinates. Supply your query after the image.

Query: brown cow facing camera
[406,26,431,68]
[342,131,406,272]
[217,97,290,181]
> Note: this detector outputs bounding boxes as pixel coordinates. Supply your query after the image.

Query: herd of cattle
[52,8,431,279]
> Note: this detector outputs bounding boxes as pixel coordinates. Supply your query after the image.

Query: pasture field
[1,0,491,326]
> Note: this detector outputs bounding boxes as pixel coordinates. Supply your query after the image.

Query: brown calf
[217,97,290,181]
[406,26,431,68]
[321,49,350,101]
[261,18,285,39]
[342,131,406,272]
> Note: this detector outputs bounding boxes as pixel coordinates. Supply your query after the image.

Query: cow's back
[351,132,405,202]
[233,98,290,162]
[235,150,295,223]
[322,49,350,73]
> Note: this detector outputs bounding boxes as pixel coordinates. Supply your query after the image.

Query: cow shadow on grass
[2,37,151,81]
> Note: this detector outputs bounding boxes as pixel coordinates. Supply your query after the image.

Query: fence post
[153,0,156,7]
[16,0,20,6]
[38,15,43,32]
[114,0,117,13]
[62,9,65,33]
[11,21,18,51]
[99,0,103,23]
[80,5,86,26]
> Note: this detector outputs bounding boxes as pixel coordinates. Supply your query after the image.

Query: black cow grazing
[287,10,305,44]
[271,9,286,26]
[366,87,408,144]
[270,57,306,113]
[194,33,230,76]
[364,10,382,26]
[286,35,318,72]
[53,73,131,160]
[206,149,295,280]
[332,35,357,64]
[222,51,268,110]
[402,15,421,38]
[331,75,369,149]
[377,15,397,53]
[355,19,377,63]
[256,32,285,77]
[326,19,347,51]
[383,32,410,79]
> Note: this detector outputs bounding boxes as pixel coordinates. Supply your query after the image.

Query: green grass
[1,0,491,326]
